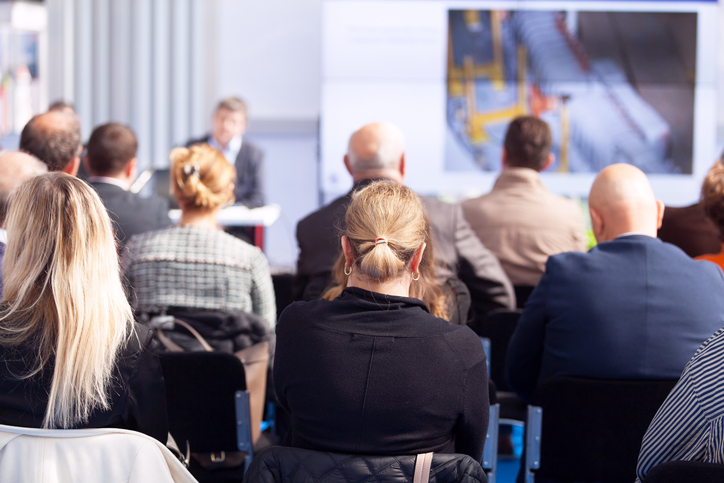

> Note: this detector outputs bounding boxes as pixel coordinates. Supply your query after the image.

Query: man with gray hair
[0,151,47,291]
[295,122,515,321]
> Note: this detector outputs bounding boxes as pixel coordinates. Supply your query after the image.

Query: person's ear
[341,236,356,270]
[655,200,665,230]
[410,242,427,276]
[82,155,90,175]
[399,153,406,181]
[344,155,354,177]
[64,156,80,176]
[542,153,555,171]
[590,207,604,243]
[125,157,138,180]
[501,149,509,169]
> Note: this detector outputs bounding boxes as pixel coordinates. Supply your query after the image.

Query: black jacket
[89,181,171,249]
[274,287,489,461]
[0,324,169,443]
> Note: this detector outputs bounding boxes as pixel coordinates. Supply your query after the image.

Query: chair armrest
[482,403,500,483]
[525,405,542,483]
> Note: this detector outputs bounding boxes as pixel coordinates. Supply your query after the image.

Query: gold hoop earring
[412,272,420,281]
[344,266,352,276]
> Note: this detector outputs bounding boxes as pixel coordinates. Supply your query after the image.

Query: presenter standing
[186,97,264,207]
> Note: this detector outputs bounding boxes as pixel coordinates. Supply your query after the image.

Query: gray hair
[346,122,405,173]
[0,151,47,225]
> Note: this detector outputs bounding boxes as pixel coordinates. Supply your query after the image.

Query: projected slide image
[446,10,697,174]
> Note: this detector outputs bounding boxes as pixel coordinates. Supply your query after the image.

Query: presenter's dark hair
[86,123,138,177]
[503,116,552,171]
[702,160,724,238]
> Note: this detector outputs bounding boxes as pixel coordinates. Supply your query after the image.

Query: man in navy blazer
[505,164,724,402]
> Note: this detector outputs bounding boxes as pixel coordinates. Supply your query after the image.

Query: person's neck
[179,207,221,230]
[352,170,403,185]
[346,271,412,298]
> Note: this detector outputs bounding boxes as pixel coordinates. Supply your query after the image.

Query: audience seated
[696,160,724,270]
[295,121,514,320]
[121,144,276,330]
[186,97,264,207]
[0,151,47,292]
[85,122,171,248]
[505,163,724,402]
[0,173,168,442]
[462,116,587,289]
[19,111,82,175]
[275,181,489,460]
[636,327,724,481]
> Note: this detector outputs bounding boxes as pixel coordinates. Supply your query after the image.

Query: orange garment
[696,243,724,272]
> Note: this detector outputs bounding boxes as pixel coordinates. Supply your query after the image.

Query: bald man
[505,164,724,402]
[0,151,47,291]
[19,111,82,175]
[295,122,515,321]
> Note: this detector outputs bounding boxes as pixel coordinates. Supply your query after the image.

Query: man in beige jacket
[462,116,587,291]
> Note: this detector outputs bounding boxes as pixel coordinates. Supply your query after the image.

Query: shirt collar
[492,167,544,190]
[616,232,655,239]
[209,134,243,165]
[87,176,130,191]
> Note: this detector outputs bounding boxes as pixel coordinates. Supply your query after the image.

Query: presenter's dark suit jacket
[505,235,724,402]
[89,181,172,248]
[657,201,721,258]
[294,178,515,316]
[186,135,264,207]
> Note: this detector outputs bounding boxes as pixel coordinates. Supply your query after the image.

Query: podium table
[169,204,280,250]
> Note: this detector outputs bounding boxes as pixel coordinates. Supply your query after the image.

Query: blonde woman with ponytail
[0,173,168,442]
[274,180,489,461]
[122,144,275,335]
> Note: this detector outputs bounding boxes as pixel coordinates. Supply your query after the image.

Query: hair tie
[375,237,387,246]
[184,163,200,177]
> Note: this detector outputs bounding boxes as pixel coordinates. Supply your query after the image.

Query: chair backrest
[243,446,487,483]
[160,351,248,453]
[469,310,521,392]
[645,460,724,483]
[0,425,197,483]
[530,377,677,482]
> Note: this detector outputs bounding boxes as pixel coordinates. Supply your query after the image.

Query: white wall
[216,0,322,122]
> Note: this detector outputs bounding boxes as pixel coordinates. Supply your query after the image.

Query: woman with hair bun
[0,173,167,442]
[122,144,276,343]
[274,180,489,460]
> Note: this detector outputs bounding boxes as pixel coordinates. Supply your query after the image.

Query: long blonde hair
[0,173,133,429]
[323,180,448,319]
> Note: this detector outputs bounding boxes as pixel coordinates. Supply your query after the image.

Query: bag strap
[155,318,215,352]
[413,452,433,483]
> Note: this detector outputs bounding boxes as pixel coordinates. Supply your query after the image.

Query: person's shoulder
[297,194,349,232]
[442,323,486,367]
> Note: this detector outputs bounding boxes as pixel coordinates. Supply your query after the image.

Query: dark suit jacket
[186,135,264,207]
[89,181,171,248]
[295,179,515,316]
[505,235,724,402]
[657,202,721,258]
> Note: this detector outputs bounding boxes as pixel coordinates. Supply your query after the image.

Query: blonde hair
[703,160,724,239]
[0,173,133,429]
[170,144,236,210]
[323,180,448,318]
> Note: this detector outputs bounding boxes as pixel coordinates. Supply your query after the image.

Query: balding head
[19,111,82,175]
[0,151,47,226]
[344,122,406,184]
[588,163,664,242]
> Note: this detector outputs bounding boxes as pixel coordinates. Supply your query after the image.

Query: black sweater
[0,324,168,443]
[274,287,489,460]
